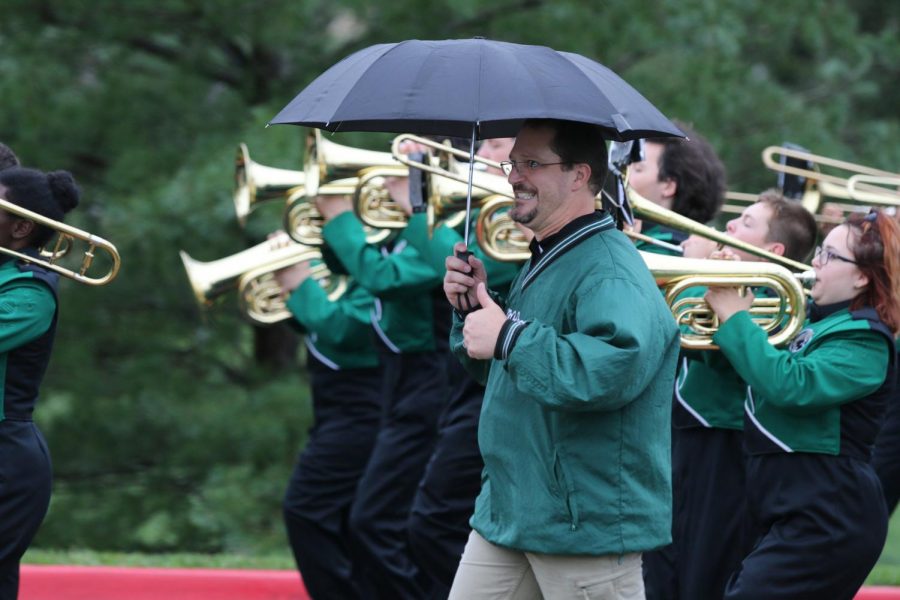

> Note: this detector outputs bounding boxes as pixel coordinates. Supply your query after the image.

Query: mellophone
[180,132,899,348]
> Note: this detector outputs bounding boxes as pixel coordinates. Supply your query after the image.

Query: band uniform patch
[789,328,814,353]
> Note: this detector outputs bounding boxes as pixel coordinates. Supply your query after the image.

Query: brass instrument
[353,165,414,230]
[234,143,306,227]
[283,177,393,247]
[646,251,814,349]
[179,236,347,325]
[625,188,813,272]
[718,190,846,226]
[305,129,398,196]
[846,175,900,209]
[762,145,900,214]
[0,198,120,286]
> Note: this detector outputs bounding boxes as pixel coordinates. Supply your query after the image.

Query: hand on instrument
[444,242,488,313]
[462,283,506,359]
[274,260,313,297]
[266,230,293,249]
[681,235,719,259]
[315,195,354,222]
[704,286,753,324]
[709,247,741,262]
[383,176,413,216]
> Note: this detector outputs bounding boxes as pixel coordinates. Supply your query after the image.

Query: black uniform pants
[644,426,751,600]
[0,421,52,600]
[349,349,447,600]
[408,357,484,596]
[725,453,887,600]
[283,359,383,600]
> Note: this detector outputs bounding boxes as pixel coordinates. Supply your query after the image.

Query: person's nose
[725,218,737,234]
[507,166,523,185]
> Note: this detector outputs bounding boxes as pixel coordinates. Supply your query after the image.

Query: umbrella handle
[455,249,476,313]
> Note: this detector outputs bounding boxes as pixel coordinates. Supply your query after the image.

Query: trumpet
[0,198,120,286]
[762,145,900,214]
[283,177,393,247]
[234,143,306,227]
[646,251,814,350]
[305,129,398,196]
[179,235,347,325]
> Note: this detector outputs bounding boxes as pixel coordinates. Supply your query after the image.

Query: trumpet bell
[305,130,398,197]
[234,143,306,227]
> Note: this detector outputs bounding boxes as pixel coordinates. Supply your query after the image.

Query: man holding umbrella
[443,118,679,599]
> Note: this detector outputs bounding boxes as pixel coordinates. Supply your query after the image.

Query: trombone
[761,145,900,214]
[179,235,347,325]
[0,198,120,286]
[234,143,306,227]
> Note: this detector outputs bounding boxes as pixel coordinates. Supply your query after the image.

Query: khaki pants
[448,530,645,600]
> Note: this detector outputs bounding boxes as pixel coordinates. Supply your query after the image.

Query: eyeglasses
[499,159,569,176]
[814,246,858,266]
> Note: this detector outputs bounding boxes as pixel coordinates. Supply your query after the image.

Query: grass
[20,510,900,586]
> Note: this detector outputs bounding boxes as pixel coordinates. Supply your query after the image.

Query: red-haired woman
[705,210,900,600]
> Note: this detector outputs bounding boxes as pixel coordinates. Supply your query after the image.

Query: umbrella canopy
[269,38,683,141]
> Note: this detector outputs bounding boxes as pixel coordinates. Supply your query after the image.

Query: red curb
[20,565,310,600]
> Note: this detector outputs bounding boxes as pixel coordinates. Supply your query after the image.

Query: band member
[706,210,900,600]
[444,119,679,599]
[398,138,521,593]
[274,251,382,600]
[626,121,726,253]
[644,191,817,600]
[0,144,19,171]
[316,186,449,599]
[0,167,80,599]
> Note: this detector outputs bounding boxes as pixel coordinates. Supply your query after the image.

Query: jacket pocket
[553,446,580,531]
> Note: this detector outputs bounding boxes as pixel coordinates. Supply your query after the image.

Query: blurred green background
[1,0,898,577]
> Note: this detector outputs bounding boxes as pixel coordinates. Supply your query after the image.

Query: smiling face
[506,125,587,240]
[810,224,869,306]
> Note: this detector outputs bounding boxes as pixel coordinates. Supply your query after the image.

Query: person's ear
[853,271,870,292]
[660,177,677,200]
[10,219,34,241]
[572,164,591,191]
[763,241,785,257]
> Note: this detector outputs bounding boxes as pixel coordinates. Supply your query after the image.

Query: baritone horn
[645,251,813,349]
[0,198,120,286]
[283,177,392,246]
[179,235,346,325]
[234,143,306,227]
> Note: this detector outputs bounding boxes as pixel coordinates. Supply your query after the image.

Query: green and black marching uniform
[644,287,760,600]
[0,251,59,598]
[281,277,382,600]
[872,336,900,514]
[714,301,896,600]
[403,211,519,592]
[322,210,449,600]
[451,211,680,556]
[633,219,687,256]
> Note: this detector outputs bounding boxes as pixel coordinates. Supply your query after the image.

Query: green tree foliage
[0,0,895,555]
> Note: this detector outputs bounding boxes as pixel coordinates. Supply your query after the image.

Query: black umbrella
[269,38,684,243]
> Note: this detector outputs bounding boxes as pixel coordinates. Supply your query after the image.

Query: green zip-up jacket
[286,278,378,370]
[713,307,895,455]
[634,221,687,256]
[323,211,443,353]
[451,212,680,555]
